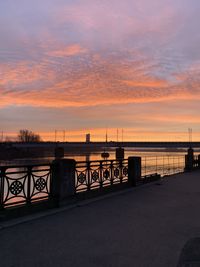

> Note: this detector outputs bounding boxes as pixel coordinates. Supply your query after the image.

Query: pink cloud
[1,51,200,108]
[47,44,87,57]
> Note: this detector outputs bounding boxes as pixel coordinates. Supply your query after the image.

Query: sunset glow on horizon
[1,0,200,141]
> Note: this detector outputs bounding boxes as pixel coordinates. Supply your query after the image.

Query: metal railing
[0,164,52,209]
[193,155,200,168]
[141,155,185,177]
[75,159,128,192]
[0,155,194,209]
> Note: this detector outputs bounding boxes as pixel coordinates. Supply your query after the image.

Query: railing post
[116,147,124,160]
[26,166,32,205]
[185,148,194,171]
[128,157,141,187]
[110,160,114,185]
[54,147,64,159]
[119,159,123,183]
[198,155,200,169]
[99,161,103,188]
[0,167,5,211]
[51,159,76,207]
[87,161,91,191]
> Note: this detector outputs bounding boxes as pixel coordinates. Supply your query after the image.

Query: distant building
[86,133,91,143]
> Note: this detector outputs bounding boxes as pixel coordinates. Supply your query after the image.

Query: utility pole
[55,130,57,142]
[63,130,65,142]
[188,128,192,146]
[117,128,118,143]
[1,131,3,142]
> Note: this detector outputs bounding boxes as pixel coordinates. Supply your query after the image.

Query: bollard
[198,155,200,169]
[54,147,64,159]
[185,148,194,171]
[116,147,125,160]
[51,159,76,206]
[128,157,141,187]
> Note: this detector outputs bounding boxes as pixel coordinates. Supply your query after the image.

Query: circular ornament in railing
[35,177,46,192]
[10,180,23,196]
[103,169,110,179]
[92,171,99,182]
[78,172,86,184]
[123,167,128,176]
[114,168,120,178]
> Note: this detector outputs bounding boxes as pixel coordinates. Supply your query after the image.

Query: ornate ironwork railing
[75,159,128,192]
[0,164,52,209]
[141,155,185,177]
[0,155,195,210]
[193,155,200,168]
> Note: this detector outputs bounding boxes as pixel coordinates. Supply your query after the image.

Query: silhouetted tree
[18,129,42,142]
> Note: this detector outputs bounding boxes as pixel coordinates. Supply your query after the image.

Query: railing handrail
[76,159,128,164]
[0,163,52,169]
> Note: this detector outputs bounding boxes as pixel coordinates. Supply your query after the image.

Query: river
[0,147,194,166]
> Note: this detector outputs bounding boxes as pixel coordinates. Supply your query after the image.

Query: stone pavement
[1,170,200,267]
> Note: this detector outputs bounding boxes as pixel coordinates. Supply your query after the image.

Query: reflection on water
[0,148,191,166]
[67,148,189,162]
[0,148,189,179]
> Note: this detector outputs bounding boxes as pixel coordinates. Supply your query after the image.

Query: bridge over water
[6,141,200,148]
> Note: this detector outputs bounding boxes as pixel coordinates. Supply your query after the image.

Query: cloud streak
[47,44,87,57]
[1,52,200,108]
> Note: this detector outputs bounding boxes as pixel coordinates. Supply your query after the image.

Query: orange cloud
[1,48,200,109]
[122,79,169,88]
[148,114,200,124]
[47,44,86,57]
[0,61,56,87]
[1,84,199,109]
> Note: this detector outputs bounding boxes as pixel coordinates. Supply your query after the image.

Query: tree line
[18,129,42,142]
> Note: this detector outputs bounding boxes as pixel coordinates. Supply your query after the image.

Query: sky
[0,0,200,141]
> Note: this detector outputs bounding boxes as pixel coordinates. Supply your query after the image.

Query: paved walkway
[1,171,200,267]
